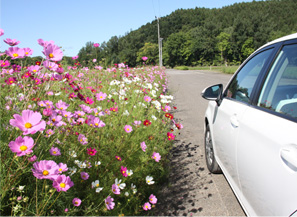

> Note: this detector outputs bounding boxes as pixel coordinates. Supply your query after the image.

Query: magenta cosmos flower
[52,175,74,192]
[42,43,63,61]
[8,136,34,156]
[93,43,100,47]
[5,47,25,59]
[124,125,133,133]
[0,29,4,36]
[152,152,161,162]
[10,110,46,135]
[32,160,59,180]
[167,132,175,141]
[142,56,148,61]
[143,202,151,211]
[105,196,115,210]
[120,166,128,177]
[72,198,81,207]
[4,38,20,46]
[149,194,157,204]
[87,147,97,156]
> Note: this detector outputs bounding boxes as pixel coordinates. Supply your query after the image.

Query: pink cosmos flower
[43,108,53,116]
[96,92,107,101]
[93,43,100,47]
[32,160,59,180]
[124,125,133,133]
[81,172,89,180]
[43,60,58,71]
[23,48,33,56]
[0,28,4,36]
[72,198,81,207]
[142,56,148,61]
[27,65,40,73]
[8,136,34,156]
[133,120,142,126]
[53,175,74,192]
[152,152,161,162]
[143,202,151,210]
[144,96,152,102]
[78,134,88,145]
[5,47,25,59]
[29,155,37,162]
[112,184,120,194]
[10,109,46,135]
[56,100,69,110]
[72,55,78,60]
[93,59,97,63]
[149,194,158,204]
[167,132,175,141]
[141,141,147,152]
[49,147,61,156]
[37,39,55,47]
[58,162,68,173]
[105,196,115,210]
[87,147,97,156]
[43,43,63,61]
[120,166,128,177]
[92,117,105,128]
[4,38,20,46]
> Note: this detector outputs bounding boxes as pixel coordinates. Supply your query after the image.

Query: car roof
[256,32,297,52]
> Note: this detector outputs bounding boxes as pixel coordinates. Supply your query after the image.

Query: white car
[201,33,297,216]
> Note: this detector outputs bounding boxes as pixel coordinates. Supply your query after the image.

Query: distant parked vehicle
[201,33,297,216]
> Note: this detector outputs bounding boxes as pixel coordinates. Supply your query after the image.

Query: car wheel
[205,124,222,174]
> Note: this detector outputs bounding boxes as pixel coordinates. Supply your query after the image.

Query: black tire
[205,124,222,174]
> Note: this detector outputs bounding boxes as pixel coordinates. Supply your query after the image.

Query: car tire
[205,124,222,174]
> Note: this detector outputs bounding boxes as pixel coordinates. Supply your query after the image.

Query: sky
[1,0,259,57]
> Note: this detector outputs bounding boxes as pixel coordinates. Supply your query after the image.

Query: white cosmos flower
[151,115,157,121]
[146,176,155,185]
[96,187,103,193]
[123,110,129,116]
[95,161,101,166]
[115,178,126,190]
[69,150,77,158]
[127,169,133,176]
[92,180,100,188]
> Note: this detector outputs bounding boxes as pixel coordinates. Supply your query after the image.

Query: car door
[212,47,275,195]
[236,41,297,216]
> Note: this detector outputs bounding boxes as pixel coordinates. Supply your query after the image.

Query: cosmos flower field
[0,28,183,216]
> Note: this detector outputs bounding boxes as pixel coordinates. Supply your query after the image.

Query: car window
[258,44,297,119]
[225,49,273,103]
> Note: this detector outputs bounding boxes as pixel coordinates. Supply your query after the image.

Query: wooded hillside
[78,0,297,67]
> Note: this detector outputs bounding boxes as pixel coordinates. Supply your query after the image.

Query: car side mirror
[201,84,223,106]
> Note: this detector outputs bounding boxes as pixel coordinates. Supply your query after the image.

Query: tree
[216,32,231,66]
[136,42,159,65]
[241,37,255,59]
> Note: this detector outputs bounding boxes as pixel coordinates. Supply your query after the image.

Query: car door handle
[280,144,297,171]
[230,115,239,128]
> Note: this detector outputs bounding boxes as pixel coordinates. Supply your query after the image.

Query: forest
[7,0,297,68]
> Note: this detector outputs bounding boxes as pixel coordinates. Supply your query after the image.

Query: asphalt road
[155,69,246,216]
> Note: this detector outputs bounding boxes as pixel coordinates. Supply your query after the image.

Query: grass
[174,65,239,74]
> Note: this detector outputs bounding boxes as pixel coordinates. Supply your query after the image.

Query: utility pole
[157,17,162,67]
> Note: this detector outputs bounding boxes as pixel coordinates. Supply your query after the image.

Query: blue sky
[1,0,258,57]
